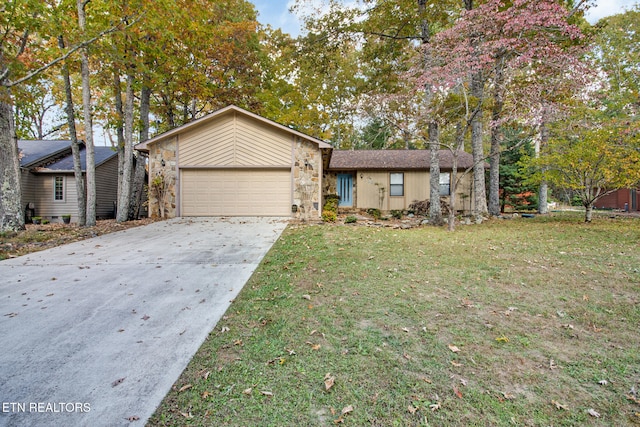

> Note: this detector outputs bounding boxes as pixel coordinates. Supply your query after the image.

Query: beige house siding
[338,170,472,213]
[179,111,291,168]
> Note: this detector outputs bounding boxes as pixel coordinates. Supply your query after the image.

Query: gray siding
[95,156,118,219]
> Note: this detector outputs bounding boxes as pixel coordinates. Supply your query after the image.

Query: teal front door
[337,173,353,207]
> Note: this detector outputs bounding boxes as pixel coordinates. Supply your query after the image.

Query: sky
[253,0,639,37]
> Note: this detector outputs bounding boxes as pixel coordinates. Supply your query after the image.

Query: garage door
[181,169,291,216]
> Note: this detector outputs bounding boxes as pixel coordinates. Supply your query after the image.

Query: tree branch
[6,18,133,89]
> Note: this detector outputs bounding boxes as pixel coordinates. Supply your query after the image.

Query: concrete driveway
[0,217,288,427]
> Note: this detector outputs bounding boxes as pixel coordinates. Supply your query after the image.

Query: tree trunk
[465,0,488,223]
[488,57,505,217]
[448,154,459,232]
[0,90,25,231]
[584,203,593,222]
[58,36,86,226]
[113,70,125,206]
[116,71,135,222]
[77,0,96,226]
[418,0,443,226]
[429,122,443,225]
[537,120,549,214]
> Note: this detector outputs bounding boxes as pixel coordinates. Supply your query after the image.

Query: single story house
[326,149,475,213]
[135,105,478,219]
[18,140,118,223]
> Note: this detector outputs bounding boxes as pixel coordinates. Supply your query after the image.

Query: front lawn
[149,213,640,426]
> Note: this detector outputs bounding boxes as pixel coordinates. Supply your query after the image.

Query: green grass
[149,213,640,426]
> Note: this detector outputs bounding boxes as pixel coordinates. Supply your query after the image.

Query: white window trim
[439,172,451,196]
[390,172,404,197]
[53,176,65,202]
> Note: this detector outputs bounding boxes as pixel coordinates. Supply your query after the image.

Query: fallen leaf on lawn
[180,412,193,419]
[451,361,463,367]
[334,417,344,424]
[261,391,274,397]
[403,353,412,360]
[408,405,418,414]
[324,373,335,391]
[234,339,243,346]
[448,344,461,353]
[549,359,558,370]
[202,391,210,399]
[179,384,192,392]
[422,377,433,383]
[495,336,509,343]
[112,377,126,387]
[220,326,230,333]
[598,380,609,385]
[302,294,311,300]
[627,394,640,404]
[199,370,211,380]
[587,408,601,418]
[552,400,568,410]
[402,327,410,333]
[341,405,353,415]
[243,388,253,395]
[124,415,139,422]
[453,386,463,398]
[502,392,515,400]
[430,402,441,412]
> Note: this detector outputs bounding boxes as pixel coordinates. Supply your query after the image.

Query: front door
[337,173,353,207]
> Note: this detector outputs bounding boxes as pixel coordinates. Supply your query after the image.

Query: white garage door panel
[181,169,291,216]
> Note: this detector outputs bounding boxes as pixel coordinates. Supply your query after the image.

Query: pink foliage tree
[419,0,591,216]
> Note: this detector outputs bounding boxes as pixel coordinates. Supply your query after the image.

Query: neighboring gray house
[18,140,118,223]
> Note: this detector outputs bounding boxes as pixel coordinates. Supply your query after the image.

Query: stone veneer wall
[148,137,177,219]
[292,137,323,220]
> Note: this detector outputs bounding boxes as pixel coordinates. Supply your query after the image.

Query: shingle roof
[328,149,476,170]
[43,146,117,171]
[18,140,71,167]
[18,140,117,172]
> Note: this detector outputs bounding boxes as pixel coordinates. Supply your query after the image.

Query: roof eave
[135,105,332,151]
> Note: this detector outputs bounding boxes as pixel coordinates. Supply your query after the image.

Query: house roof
[328,149,477,171]
[135,104,333,152]
[18,140,72,168]
[37,146,117,172]
[18,140,117,172]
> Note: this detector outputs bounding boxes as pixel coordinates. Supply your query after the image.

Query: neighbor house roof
[18,140,72,168]
[35,146,117,172]
[135,104,333,152]
[18,140,117,172]
[328,149,477,170]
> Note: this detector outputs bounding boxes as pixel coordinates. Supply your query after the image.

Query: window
[390,173,404,196]
[439,173,451,196]
[54,176,64,201]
